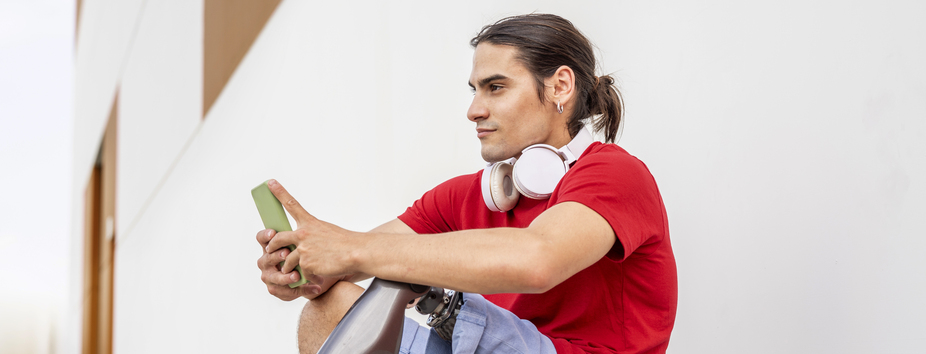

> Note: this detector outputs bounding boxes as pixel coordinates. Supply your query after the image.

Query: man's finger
[266,230,297,254]
[257,252,274,270]
[258,247,290,269]
[298,282,324,299]
[266,284,300,301]
[256,229,275,248]
[281,248,301,274]
[269,269,302,286]
[267,179,316,224]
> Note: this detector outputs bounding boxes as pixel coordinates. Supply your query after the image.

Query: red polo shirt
[399,143,677,353]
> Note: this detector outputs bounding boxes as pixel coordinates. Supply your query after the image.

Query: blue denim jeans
[399,293,556,354]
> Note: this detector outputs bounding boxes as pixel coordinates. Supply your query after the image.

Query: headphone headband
[561,125,594,165]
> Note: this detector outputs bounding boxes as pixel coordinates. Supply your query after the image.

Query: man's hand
[256,179,417,300]
[256,228,348,301]
[263,180,363,280]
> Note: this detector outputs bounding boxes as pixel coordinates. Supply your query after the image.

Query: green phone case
[251,181,309,288]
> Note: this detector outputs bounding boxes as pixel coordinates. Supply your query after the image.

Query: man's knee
[300,281,365,324]
[298,281,365,354]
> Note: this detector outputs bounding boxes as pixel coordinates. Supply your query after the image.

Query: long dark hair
[471,14,624,143]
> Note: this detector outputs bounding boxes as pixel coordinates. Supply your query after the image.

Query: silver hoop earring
[557,101,563,114]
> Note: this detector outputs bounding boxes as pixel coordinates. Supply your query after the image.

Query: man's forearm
[353,227,553,294]
[342,219,418,285]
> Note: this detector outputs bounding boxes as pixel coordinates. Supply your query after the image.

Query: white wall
[117,0,202,242]
[0,1,74,354]
[610,2,926,352]
[69,0,926,353]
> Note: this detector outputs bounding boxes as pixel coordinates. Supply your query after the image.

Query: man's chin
[480,149,516,163]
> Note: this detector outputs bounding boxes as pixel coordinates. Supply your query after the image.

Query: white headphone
[481,126,595,212]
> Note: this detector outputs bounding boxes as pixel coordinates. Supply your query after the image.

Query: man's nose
[467,96,488,122]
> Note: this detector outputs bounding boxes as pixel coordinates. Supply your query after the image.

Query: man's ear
[545,65,576,108]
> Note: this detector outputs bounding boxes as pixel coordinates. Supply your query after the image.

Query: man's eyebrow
[468,74,509,89]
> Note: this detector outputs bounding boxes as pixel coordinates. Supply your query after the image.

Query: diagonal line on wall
[115,0,149,93]
[117,121,203,245]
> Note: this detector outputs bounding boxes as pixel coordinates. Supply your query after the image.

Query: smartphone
[251,181,309,288]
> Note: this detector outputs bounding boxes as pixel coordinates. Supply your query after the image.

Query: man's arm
[267,180,616,294]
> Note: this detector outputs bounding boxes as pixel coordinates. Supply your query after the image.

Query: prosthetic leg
[317,278,428,353]
[317,278,462,354]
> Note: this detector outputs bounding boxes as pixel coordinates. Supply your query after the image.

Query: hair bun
[596,75,614,89]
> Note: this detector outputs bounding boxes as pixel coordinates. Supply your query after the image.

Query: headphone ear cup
[512,145,567,199]
[481,161,519,212]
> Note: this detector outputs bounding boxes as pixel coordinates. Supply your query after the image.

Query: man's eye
[490,84,502,92]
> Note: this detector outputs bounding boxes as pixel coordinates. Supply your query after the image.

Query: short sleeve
[553,144,667,262]
[398,173,478,234]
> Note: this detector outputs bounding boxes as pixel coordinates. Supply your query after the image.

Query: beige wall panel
[203,0,281,117]
[76,0,82,41]
[115,0,203,244]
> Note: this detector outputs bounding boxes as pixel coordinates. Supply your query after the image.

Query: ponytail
[566,73,624,143]
[588,74,623,143]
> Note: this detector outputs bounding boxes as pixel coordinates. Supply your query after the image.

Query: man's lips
[476,128,495,138]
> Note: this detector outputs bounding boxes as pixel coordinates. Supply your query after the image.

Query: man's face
[467,43,565,162]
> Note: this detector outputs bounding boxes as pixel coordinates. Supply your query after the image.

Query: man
[256,14,677,354]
